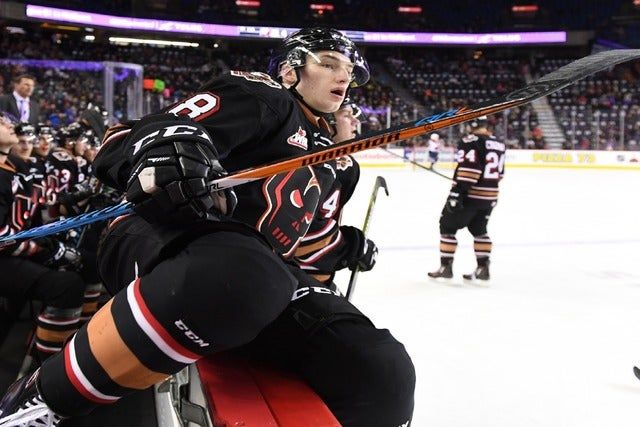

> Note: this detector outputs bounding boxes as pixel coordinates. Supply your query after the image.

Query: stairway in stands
[524,71,566,148]
[371,61,427,118]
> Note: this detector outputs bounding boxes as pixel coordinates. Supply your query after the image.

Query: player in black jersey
[0,28,414,427]
[428,116,506,282]
[0,112,84,364]
[294,98,378,283]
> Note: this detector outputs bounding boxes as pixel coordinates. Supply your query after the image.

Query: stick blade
[374,176,390,196]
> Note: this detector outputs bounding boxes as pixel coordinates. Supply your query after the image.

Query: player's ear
[279,64,297,88]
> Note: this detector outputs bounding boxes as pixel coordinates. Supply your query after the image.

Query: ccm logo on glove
[131,124,212,156]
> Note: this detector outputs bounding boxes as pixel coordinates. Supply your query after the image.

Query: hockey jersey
[452,131,506,207]
[294,155,361,282]
[94,71,341,258]
[0,155,39,256]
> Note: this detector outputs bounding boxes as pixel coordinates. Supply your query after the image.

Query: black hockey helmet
[14,122,36,137]
[56,122,84,146]
[338,96,366,122]
[36,123,56,138]
[267,27,370,88]
[469,115,489,130]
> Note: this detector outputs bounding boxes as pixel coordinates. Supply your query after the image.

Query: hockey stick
[346,176,389,301]
[2,49,639,246]
[381,147,454,181]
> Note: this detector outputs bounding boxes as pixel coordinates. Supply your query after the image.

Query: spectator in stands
[0,74,40,124]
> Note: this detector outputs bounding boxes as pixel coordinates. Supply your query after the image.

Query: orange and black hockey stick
[2,49,639,246]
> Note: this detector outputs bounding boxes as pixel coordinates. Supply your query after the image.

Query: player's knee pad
[138,231,297,352]
[35,270,85,309]
[307,320,416,426]
[469,224,489,236]
[439,212,461,235]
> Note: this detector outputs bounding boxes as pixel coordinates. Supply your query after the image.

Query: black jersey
[76,156,92,185]
[47,148,81,197]
[0,155,40,256]
[452,131,506,207]
[294,155,361,282]
[94,71,340,257]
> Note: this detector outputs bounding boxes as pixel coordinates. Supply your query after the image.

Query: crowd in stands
[2,27,640,150]
[537,58,640,150]
[386,54,543,148]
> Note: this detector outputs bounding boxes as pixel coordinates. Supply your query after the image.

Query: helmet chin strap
[287,69,327,118]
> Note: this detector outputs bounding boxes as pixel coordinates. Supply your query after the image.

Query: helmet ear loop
[290,67,302,91]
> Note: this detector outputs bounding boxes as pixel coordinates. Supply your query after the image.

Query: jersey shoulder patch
[462,134,479,143]
[229,70,282,89]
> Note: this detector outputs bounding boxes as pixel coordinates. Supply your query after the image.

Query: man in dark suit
[0,74,40,125]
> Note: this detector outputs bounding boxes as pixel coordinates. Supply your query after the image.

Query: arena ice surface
[334,164,640,426]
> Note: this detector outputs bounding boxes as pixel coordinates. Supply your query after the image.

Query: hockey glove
[125,114,237,224]
[57,182,96,216]
[444,191,464,214]
[31,238,83,271]
[340,225,379,272]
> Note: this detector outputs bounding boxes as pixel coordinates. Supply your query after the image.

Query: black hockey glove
[57,182,96,216]
[31,237,83,271]
[125,114,237,224]
[445,190,464,214]
[340,225,379,272]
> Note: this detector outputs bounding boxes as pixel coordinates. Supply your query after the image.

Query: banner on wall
[353,149,640,169]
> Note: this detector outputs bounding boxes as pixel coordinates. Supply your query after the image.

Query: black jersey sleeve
[94,72,293,191]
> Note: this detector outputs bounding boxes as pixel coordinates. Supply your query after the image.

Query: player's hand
[445,191,464,213]
[340,226,379,272]
[33,238,83,271]
[125,114,236,224]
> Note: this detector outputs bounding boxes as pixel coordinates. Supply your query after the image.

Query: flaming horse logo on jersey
[257,166,321,257]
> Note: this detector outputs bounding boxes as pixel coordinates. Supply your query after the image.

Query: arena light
[512,5,539,12]
[310,4,335,11]
[41,23,81,31]
[236,0,260,7]
[5,26,27,34]
[84,34,95,41]
[398,6,423,13]
[108,37,199,47]
[26,5,567,45]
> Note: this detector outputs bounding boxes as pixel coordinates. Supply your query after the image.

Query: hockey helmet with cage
[267,27,370,88]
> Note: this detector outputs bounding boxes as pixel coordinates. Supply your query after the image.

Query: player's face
[13,135,34,159]
[83,146,97,162]
[35,135,52,157]
[333,106,360,143]
[73,137,87,156]
[297,51,353,114]
[0,116,18,149]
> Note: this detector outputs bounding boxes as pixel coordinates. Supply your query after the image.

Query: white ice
[334,164,640,427]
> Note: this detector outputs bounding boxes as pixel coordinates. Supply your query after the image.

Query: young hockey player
[428,116,505,282]
[0,28,414,427]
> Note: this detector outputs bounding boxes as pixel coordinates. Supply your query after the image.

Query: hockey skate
[0,369,62,427]
[428,263,453,281]
[463,263,490,283]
